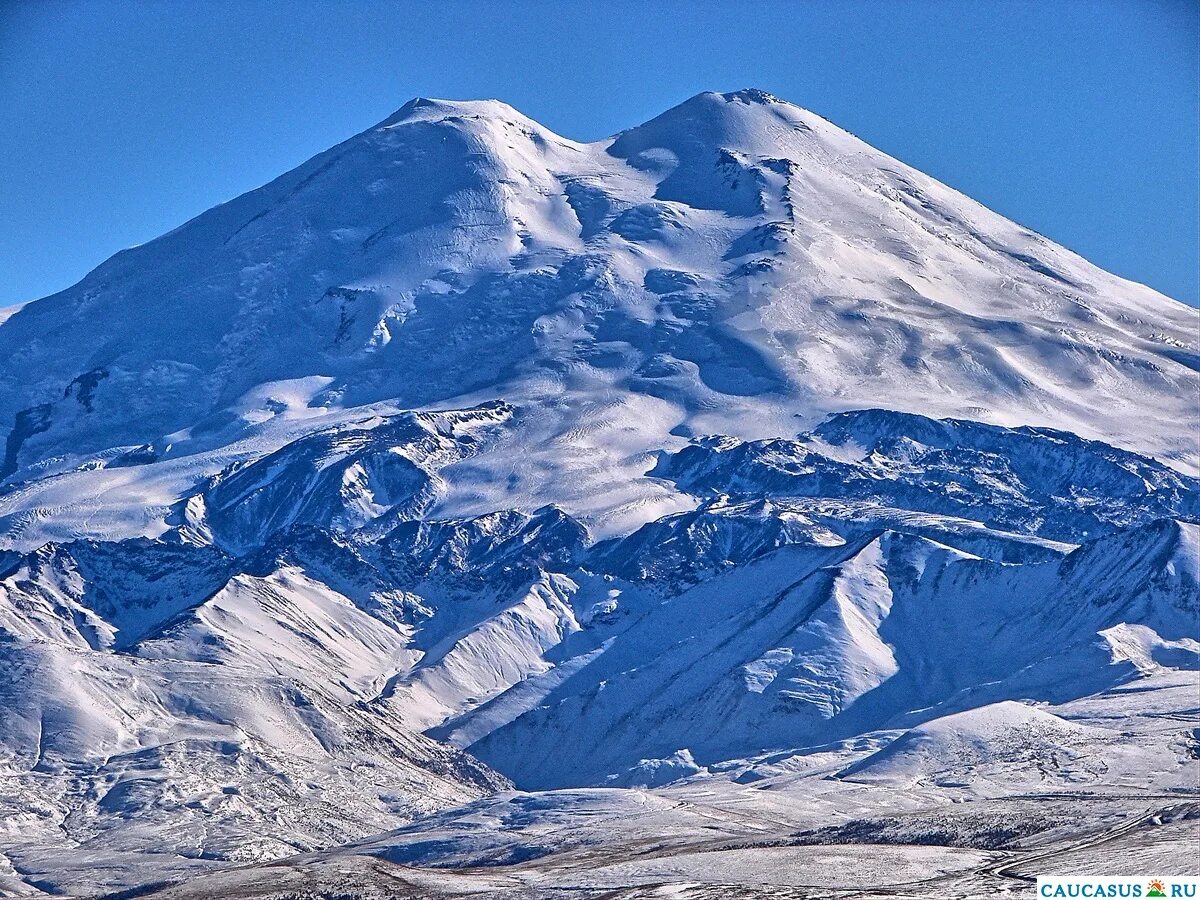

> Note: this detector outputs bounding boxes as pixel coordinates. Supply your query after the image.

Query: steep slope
[0,538,231,648]
[460,520,1198,788]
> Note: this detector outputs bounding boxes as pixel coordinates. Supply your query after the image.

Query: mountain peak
[379,96,541,130]
[706,87,787,106]
[383,89,794,134]
[609,86,828,165]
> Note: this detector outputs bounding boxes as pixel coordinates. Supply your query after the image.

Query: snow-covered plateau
[0,90,1196,898]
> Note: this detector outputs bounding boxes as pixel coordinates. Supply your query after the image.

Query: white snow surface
[0,89,1196,547]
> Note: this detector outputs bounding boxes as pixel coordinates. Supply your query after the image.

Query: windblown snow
[0,90,1196,898]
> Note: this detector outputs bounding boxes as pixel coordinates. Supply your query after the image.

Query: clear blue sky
[2,0,1197,307]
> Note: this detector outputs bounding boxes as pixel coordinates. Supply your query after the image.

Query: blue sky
[2,0,1197,307]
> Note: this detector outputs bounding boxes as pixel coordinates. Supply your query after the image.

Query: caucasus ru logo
[1037,877,1199,898]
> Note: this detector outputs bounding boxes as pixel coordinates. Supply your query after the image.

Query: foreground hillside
[1,407,1196,897]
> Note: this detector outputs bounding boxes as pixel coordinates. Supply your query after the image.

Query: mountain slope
[458,520,1198,788]
[1,90,1195,550]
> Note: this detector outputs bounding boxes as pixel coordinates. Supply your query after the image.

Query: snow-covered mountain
[2,90,1196,547]
[0,90,1196,896]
